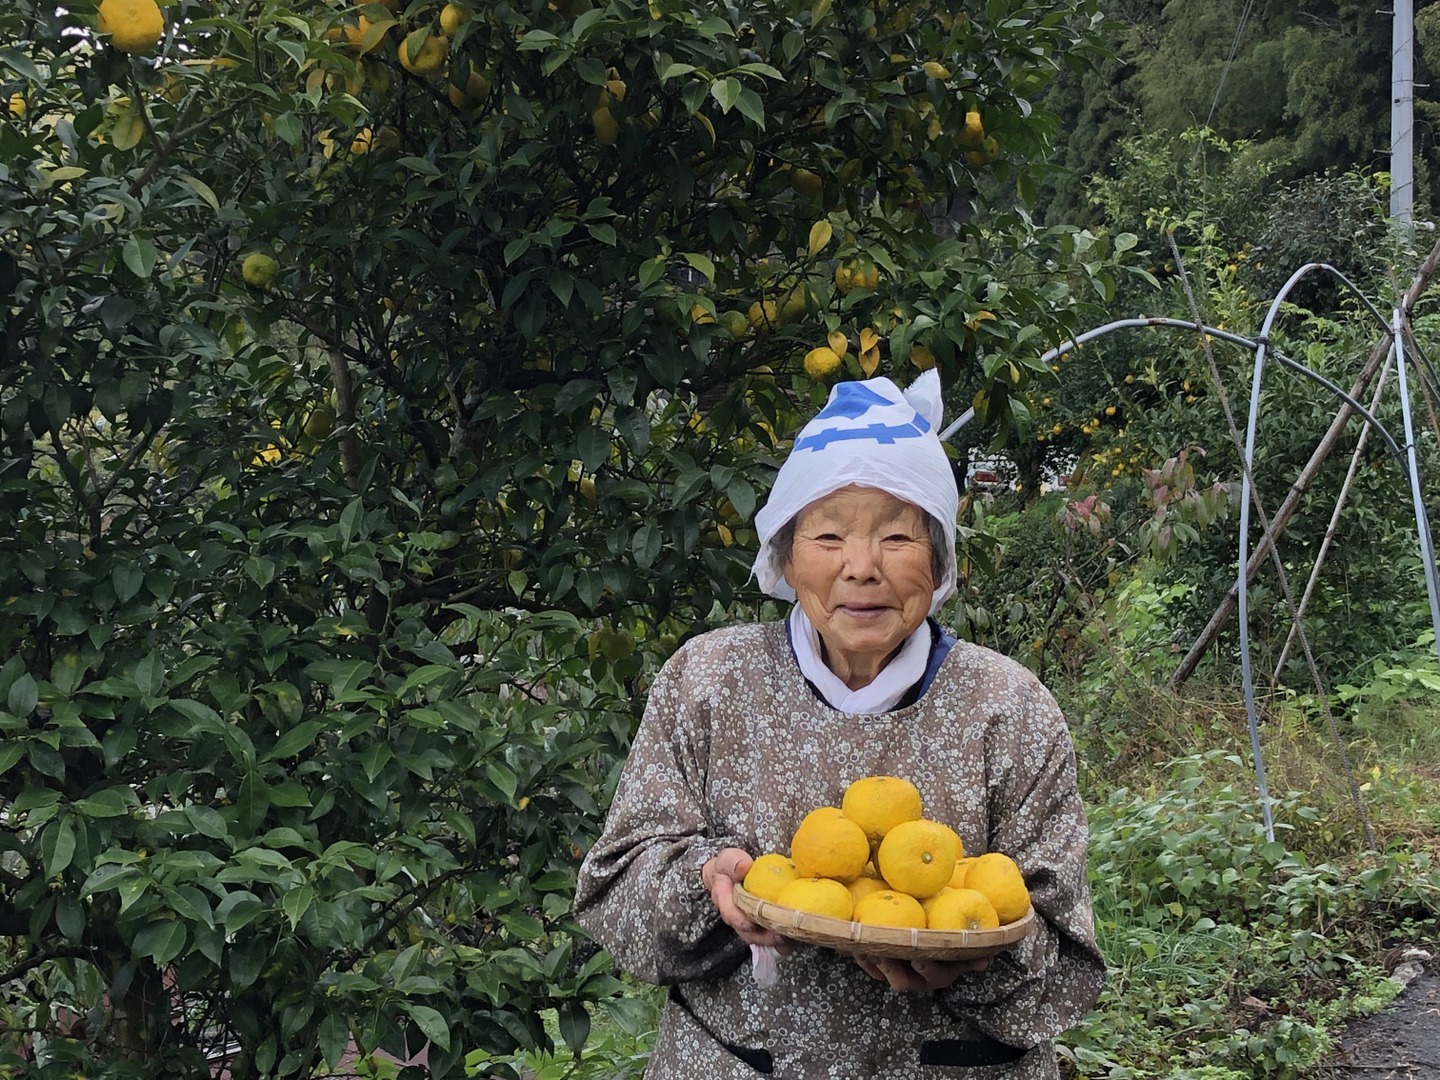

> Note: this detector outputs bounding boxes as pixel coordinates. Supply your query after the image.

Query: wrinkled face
[782,486,935,681]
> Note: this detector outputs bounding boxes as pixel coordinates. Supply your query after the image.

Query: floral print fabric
[575,622,1105,1079]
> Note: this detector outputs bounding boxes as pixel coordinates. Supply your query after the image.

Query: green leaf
[319,1012,350,1068]
[0,743,24,776]
[682,253,715,283]
[710,76,741,112]
[51,653,86,696]
[265,720,326,761]
[137,920,187,965]
[179,175,222,215]
[282,885,315,929]
[404,1004,451,1052]
[485,761,517,801]
[134,653,165,698]
[75,788,134,818]
[122,236,158,280]
[56,894,84,943]
[557,1000,591,1056]
[111,105,145,152]
[7,673,37,717]
[185,805,230,839]
[42,819,76,878]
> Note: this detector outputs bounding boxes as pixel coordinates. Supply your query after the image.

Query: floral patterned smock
[575,622,1105,1079]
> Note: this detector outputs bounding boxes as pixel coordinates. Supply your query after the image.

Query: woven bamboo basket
[733,884,1034,961]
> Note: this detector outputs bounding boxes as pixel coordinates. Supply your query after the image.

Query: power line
[1202,0,1258,132]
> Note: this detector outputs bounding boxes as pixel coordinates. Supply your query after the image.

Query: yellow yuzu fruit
[742,853,800,902]
[776,876,853,920]
[841,775,922,847]
[98,0,165,54]
[958,110,984,148]
[926,888,1000,931]
[934,822,964,862]
[799,805,846,828]
[448,70,489,109]
[591,105,619,145]
[746,299,778,330]
[876,818,956,899]
[241,253,279,289]
[920,885,953,921]
[717,309,750,338]
[790,813,869,883]
[964,852,1030,924]
[790,167,823,199]
[948,856,974,890]
[400,32,448,76]
[852,889,926,929]
[439,3,472,35]
[847,875,891,905]
[803,346,843,380]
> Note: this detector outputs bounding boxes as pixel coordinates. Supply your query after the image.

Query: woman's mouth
[836,603,891,620]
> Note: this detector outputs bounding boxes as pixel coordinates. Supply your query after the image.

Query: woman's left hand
[853,954,990,991]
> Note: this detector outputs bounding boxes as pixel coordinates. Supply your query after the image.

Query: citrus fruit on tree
[926,888,1000,932]
[876,818,956,899]
[841,775,922,847]
[803,346,843,379]
[98,0,165,54]
[776,877,853,920]
[852,890,926,929]
[241,253,279,289]
[746,299,778,330]
[964,852,1030,924]
[439,3,472,35]
[717,310,750,339]
[790,812,869,882]
[448,70,489,109]
[303,407,336,441]
[400,32,449,76]
[591,106,620,145]
[742,854,799,902]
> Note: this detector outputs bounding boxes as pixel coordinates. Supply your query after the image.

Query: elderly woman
[575,372,1104,1079]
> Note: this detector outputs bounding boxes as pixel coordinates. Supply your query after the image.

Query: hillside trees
[0,0,1126,1075]
[1035,0,1440,225]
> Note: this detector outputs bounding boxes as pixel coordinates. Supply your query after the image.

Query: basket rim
[733,883,1034,954]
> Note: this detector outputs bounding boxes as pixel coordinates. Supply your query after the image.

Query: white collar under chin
[788,606,930,714]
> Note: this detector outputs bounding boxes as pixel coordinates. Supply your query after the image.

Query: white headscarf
[751,369,958,616]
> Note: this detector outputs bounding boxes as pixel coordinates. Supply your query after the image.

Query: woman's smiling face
[782,485,935,689]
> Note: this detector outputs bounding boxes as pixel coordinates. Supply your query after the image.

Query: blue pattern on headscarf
[792,383,932,453]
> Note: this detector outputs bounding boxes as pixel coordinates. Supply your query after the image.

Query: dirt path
[1320,947,1440,1079]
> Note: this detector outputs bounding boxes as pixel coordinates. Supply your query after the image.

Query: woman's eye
[883,533,915,544]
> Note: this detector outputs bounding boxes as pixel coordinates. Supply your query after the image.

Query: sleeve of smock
[937,674,1106,1047]
[573,642,749,985]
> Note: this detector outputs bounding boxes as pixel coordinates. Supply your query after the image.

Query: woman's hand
[853,954,990,992]
[701,847,793,953]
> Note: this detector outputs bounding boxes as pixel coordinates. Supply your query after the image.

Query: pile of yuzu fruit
[742,775,1030,932]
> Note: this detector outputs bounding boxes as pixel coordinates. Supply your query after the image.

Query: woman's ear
[781,559,795,590]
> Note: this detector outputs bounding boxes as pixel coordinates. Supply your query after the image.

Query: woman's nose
[840,538,882,580]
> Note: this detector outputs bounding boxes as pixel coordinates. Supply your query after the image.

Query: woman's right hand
[702,847,793,952]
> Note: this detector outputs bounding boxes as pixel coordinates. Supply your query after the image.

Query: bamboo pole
[1169,235,1440,691]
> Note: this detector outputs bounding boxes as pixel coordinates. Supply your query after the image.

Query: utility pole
[1392,0,1414,223]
